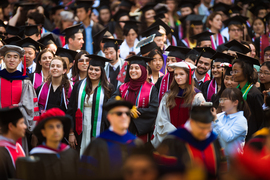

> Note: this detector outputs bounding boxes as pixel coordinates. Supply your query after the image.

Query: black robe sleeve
[0,147,15,180]
[200,80,211,101]
[36,85,42,97]
[154,76,163,92]
[246,86,264,141]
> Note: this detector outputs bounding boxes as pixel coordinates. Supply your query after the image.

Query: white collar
[109,59,120,69]
[0,135,16,144]
[192,72,205,83]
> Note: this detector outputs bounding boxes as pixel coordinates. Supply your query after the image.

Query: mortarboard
[61,23,84,40]
[15,2,39,11]
[235,52,260,67]
[249,0,268,17]
[16,37,44,51]
[136,35,158,55]
[223,15,248,27]
[0,45,25,57]
[178,0,200,9]
[211,52,234,63]
[227,5,243,16]
[24,25,39,37]
[209,2,231,14]
[224,39,251,54]
[6,25,20,36]
[148,18,173,35]
[93,27,112,45]
[51,5,65,14]
[194,47,216,59]
[112,9,130,21]
[186,14,204,26]
[55,47,77,63]
[154,13,166,20]
[0,106,23,126]
[139,2,156,13]
[125,55,153,67]
[119,0,135,10]
[86,54,112,68]
[102,38,123,50]
[103,96,133,111]
[190,31,215,43]
[121,20,141,35]
[141,25,163,37]
[74,0,94,9]
[165,45,191,60]
[190,105,214,123]
[38,34,56,46]
[154,5,168,14]
[3,36,22,45]
[216,44,228,53]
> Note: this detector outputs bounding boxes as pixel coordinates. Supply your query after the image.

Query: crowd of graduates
[1,0,270,179]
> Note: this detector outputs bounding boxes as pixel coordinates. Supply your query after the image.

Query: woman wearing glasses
[67,55,114,155]
[212,88,250,160]
[30,48,55,90]
[151,61,205,148]
[71,50,90,85]
[231,52,264,141]
[259,62,270,93]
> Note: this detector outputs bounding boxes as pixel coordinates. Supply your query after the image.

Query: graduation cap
[227,5,243,16]
[178,0,200,9]
[61,23,84,40]
[38,34,56,46]
[15,2,39,10]
[141,25,163,37]
[211,52,234,63]
[194,47,216,59]
[112,9,130,21]
[149,18,173,35]
[249,0,268,17]
[74,0,94,9]
[139,2,156,13]
[55,47,77,63]
[190,31,214,43]
[136,34,158,55]
[0,106,23,126]
[24,25,39,37]
[224,39,251,54]
[16,37,44,51]
[190,105,214,123]
[121,20,141,35]
[154,13,166,20]
[168,61,196,84]
[93,27,111,45]
[125,55,153,67]
[209,3,231,14]
[165,45,191,60]
[119,0,135,10]
[236,52,260,67]
[102,38,123,50]
[186,14,204,26]
[51,5,65,14]
[223,15,248,27]
[6,25,20,36]
[0,45,25,57]
[216,44,228,53]
[86,54,112,68]
[103,96,133,111]
[3,36,22,45]
[154,5,168,14]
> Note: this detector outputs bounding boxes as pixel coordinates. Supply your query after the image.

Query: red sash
[169,98,190,128]
[0,78,22,108]
[158,73,170,103]
[204,73,211,82]
[119,81,152,108]
[260,33,270,63]
[33,72,43,90]
[186,143,217,178]
[209,31,225,50]
[0,140,25,167]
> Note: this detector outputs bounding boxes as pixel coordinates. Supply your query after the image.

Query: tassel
[184,62,192,85]
[22,55,26,76]
[75,109,83,135]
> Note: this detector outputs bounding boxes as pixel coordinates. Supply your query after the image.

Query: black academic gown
[0,147,16,180]
[108,85,159,136]
[80,130,143,180]
[66,80,115,152]
[245,86,264,141]
[157,127,226,180]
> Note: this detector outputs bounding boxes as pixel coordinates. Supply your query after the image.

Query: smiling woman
[71,50,90,85]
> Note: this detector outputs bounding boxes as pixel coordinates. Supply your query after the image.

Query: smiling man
[62,24,85,51]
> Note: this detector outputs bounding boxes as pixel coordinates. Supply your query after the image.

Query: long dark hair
[260,62,270,92]
[35,48,55,74]
[47,56,70,97]
[139,10,154,35]
[85,65,112,101]
[72,50,89,81]
[166,68,195,108]
[221,88,251,119]
[232,59,257,84]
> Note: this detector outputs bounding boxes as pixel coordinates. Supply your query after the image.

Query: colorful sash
[120,81,152,108]
[209,29,225,50]
[260,33,270,62]
[150,72,164,84]
[75,79,104,137]
[0,78,22,108]
[182,38,196,49]
[0,140,25,168]
[204,73,211,82]
[158,73,170,103]
[207,79,217,102]
[237,81,253,101]
[30,143,69,154]
[38,82,72,111]
[33,72,43,90]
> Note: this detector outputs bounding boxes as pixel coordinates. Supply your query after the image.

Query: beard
[196,68,207,76]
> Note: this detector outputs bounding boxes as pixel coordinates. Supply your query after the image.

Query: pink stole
[204,73,211,82]
[33,72,43,90]
[209,30,225,50]
[207,79,217,102]
[119,81,152,108]
[38,82,72,111]
[158,73,170,103]
[260,33,270,63]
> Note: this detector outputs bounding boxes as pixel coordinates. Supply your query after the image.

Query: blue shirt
[84,20,93,54]
[213,111,247,157]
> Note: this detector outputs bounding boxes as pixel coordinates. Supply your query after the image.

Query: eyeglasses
[258,72,270,76]
[230,70,240,75]
[110,111,131,117]
[264,54,270,58]
[219,98,228,103]
[78,58,90,63]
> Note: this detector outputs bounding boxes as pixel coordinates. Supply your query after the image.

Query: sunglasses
[78,58,90,63]
[110,111,131,116]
